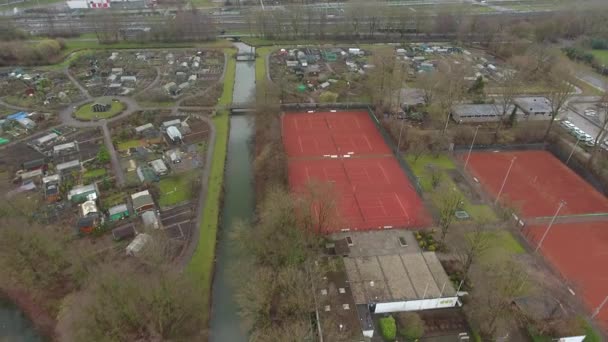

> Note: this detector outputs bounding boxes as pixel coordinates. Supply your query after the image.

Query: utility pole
[397,118,406,154]
[464,125,480,170]
[592,295,608,319]
[495,156,516,205]
[566,137,581,165]
[535,200,566,252]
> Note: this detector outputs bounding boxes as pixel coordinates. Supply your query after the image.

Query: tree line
[0,178,207,341]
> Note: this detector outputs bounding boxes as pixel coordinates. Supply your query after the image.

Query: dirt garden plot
[269,46,371,103]
[69,51,158,97]
[137,49,224,102]
[0,69,85,110]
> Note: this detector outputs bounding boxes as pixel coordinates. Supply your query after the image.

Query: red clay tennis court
[525,222,608,330]
[288,157,431,232]
[464,150,608,218]
[282,111,390,157]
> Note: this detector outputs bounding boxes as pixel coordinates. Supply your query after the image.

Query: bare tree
[543,64,575,140]
[589,92,608,163]
[458,221,491,281]
[467,261,530,339]
[492,70,520,140]
[437,185,464,243]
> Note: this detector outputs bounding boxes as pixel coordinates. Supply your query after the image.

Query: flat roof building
[513,97,553,118]
[56,159,82,174]
[451,104,516,123]
[328,230,458,338]
[53,141,79,156]
[34,133,58,147]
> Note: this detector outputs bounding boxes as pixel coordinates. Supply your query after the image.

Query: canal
[0,296,42,341]
[209,42,256,342]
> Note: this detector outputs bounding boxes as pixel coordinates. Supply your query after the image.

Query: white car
[560,120,575,131]
[571,128,583,136]
[584,109,598,117]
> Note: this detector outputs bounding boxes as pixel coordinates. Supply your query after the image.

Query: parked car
[560,120,575,131]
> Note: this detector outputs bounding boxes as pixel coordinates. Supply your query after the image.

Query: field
[158,172,196,208]
[475,230,525,265]
[283,110,430,232]
[407,154,497,221]
[75,101,125,120]
[463,150,608,218]
[525,222,608,331]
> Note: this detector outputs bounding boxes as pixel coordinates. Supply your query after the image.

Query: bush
[397,312,425,340]
[379,316,397,341]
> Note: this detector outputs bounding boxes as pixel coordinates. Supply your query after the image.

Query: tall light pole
[397,118,406,154]
[592,295,608,319]
[495,156,516,205]
[535,200,566,253]
[566,137,581,165]
[464,125,480,170]
[443,111,451,133]
[346,81,350,109]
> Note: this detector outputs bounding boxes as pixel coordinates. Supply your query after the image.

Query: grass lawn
[256,46,274,83]
[158,171,197,207]
[74,100,125,120]
[117,139,142,151]
[406,154,497,221]
[590,49,608,65]
[475,230,525,265]
[83,168,106,181]
[186,48,235,322]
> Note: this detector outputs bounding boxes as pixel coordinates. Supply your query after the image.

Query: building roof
[150,159,168,174]
[400,88,426,107]
[56,159,81,172]
[7,111,28,120]
[112,225,136,240]
[42,174,60,184]
[167,126,182,141]
[452,104,516,121]
[77,212,100,228]
[513,97,552,114]
[16,117,35,128]
[68,184,97,201]
[136,165,159,183]
[126,233,151,255]
[53,141,77,153]
[162,119,181,128]
[331,230,420,257]
[344,252,456,304]
[23,158,46,170]
[141,210,160,229]
[134,123,154,133]
[80,200,98,216]
[20,169,43,180]
[34,133,58,145]
[108,203,128,216]
[131,190,154,210]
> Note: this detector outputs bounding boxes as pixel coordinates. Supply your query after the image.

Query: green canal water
[0,296,42,342]
[209,42,256,342]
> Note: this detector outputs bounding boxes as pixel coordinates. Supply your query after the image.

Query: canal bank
[209,42,256,342]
